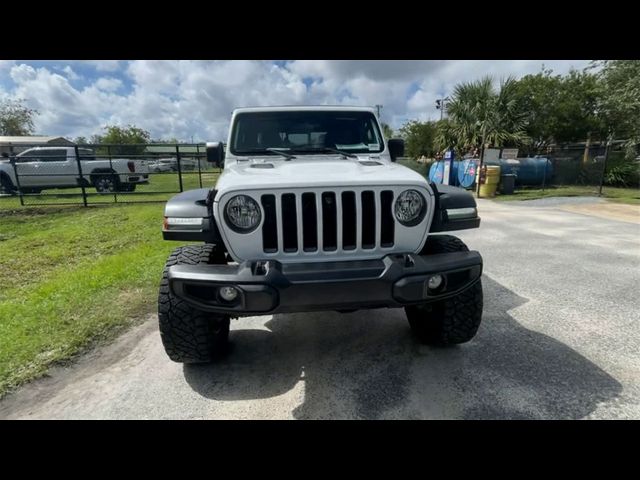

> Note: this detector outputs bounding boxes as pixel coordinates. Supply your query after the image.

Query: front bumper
[167,251,483,315]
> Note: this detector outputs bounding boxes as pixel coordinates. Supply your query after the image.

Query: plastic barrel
[476,165,501,197]
[500,174,516,194]
[487,157,553,185]
[428,160,460,185]
[457,159,478,189]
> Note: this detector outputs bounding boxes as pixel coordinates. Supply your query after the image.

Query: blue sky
[0,60,592,142]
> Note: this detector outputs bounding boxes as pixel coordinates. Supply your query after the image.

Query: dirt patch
[558,202,640,225]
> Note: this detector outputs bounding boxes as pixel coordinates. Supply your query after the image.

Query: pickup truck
[0,146,149,194]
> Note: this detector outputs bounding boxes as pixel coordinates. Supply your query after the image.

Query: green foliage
[605,162,640,187]
[594,60,640,159]
[73,136,88,145]
[443,76,528,155]
[381,123,395,139]
[511,68,602,148]
[93,124,151,155]
[398,120,437,158]
[0,99,38,136]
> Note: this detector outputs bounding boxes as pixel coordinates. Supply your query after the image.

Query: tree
[595,60,640,159]
[0,99,39,136]
[95,124,151,155]
[444,76,528,155]
[398,120,437,158]
[381,123,395,139]
[74,136,88,145]
[511,68,602,149]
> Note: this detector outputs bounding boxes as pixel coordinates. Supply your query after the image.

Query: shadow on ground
[184,276,621,419]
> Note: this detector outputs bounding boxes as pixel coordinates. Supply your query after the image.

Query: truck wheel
[405,235,483,345]
[0,175,16,194]
[118,183,136,192]
[158,245,230,363]
[93,174,119,193]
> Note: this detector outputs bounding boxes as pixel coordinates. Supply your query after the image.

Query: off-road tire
[158,245,230,363]
[405,235,483,345]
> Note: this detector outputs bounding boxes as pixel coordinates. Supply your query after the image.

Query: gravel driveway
[2,198,639,419]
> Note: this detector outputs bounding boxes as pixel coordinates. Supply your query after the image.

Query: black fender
[429,183,481,232]
[162,188,223,244]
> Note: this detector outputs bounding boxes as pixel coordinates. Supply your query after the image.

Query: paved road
[2,198,639,419]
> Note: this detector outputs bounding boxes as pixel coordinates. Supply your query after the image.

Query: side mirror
[388,138,405,162]
[206,142,225,168]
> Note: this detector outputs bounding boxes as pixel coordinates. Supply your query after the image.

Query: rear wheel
[93,173,119,193]
[158,245,230,363]
[0,175,16,195]
[405,235,483,345]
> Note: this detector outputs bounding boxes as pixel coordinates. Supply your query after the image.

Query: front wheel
[405,235,484,345]
[0,175,16,195]
[158,245,230,363]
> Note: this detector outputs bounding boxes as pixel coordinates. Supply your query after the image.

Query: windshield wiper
[265,148,296,160]
[234,148,296,160]
[289,147,358,159]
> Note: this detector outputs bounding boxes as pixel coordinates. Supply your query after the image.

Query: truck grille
[260,189,395,254]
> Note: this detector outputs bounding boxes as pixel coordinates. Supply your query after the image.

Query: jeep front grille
[260,189,395,254]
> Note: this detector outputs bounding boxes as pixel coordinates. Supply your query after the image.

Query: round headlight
[224,195,261,233]
[394,189,426,226]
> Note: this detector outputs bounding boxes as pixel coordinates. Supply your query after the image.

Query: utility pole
[599,132,613,196]
[435,97,449,121]
[375,104,382,118]
[476,124,487,198]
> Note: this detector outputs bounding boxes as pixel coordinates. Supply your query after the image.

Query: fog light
[428,275,444,290]
[219,286,239,302]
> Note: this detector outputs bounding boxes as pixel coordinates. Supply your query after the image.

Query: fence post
[108,145,117,203]
[176,145,184,192]
[74,145,88,207]
[541,158,548,192]
[196,144,203,189]
[599,135,612,196]
[9,146,25,206]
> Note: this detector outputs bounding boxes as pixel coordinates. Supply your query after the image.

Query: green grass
[0,201,193,397]
[492,185,640,205]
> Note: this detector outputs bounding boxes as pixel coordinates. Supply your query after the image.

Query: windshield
[230,111,384,156]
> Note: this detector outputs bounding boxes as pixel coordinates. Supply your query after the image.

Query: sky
[0,60,591,142]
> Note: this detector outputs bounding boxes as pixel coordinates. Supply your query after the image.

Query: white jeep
[158,106,483,362]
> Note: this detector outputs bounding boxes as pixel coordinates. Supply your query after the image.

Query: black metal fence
[0,143,222,207]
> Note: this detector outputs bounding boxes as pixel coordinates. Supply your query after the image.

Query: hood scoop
[359,160,382,166]
[250,163,275,169]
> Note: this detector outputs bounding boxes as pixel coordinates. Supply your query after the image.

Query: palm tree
[442,76,528,154]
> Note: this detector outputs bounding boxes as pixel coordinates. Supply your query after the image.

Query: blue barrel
[487,157,553,185]
[457,159,478,189]
[428,160,460,185]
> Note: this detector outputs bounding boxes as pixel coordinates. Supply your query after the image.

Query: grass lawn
[0,195,209,396]
[491,185,640,205]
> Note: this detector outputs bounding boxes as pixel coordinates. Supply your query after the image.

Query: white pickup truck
[0,146,149,194]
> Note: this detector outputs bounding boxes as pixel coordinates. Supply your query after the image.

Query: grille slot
[282,193,298,252]
[361,191,376,249]
[301,193,318,251]
[322,192,337,251]
[261,194,278,253]
[380,190,394,247]
[341,191,357,250]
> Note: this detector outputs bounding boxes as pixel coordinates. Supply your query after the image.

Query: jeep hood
[215,157,428,193]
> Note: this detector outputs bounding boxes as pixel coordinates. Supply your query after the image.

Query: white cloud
[0,60,592,141]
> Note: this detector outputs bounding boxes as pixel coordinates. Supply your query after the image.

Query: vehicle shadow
[183,276,622,419]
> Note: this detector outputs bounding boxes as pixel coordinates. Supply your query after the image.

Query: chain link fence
[0,143,221,208]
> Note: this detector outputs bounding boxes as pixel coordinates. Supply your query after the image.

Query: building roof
[0,136,73,144]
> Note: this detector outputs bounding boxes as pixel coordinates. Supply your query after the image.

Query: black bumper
[167,251,483,315]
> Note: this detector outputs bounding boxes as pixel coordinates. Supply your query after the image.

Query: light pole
[435,97,449,121]
[476,123,487,198]
[375,104,383,118]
